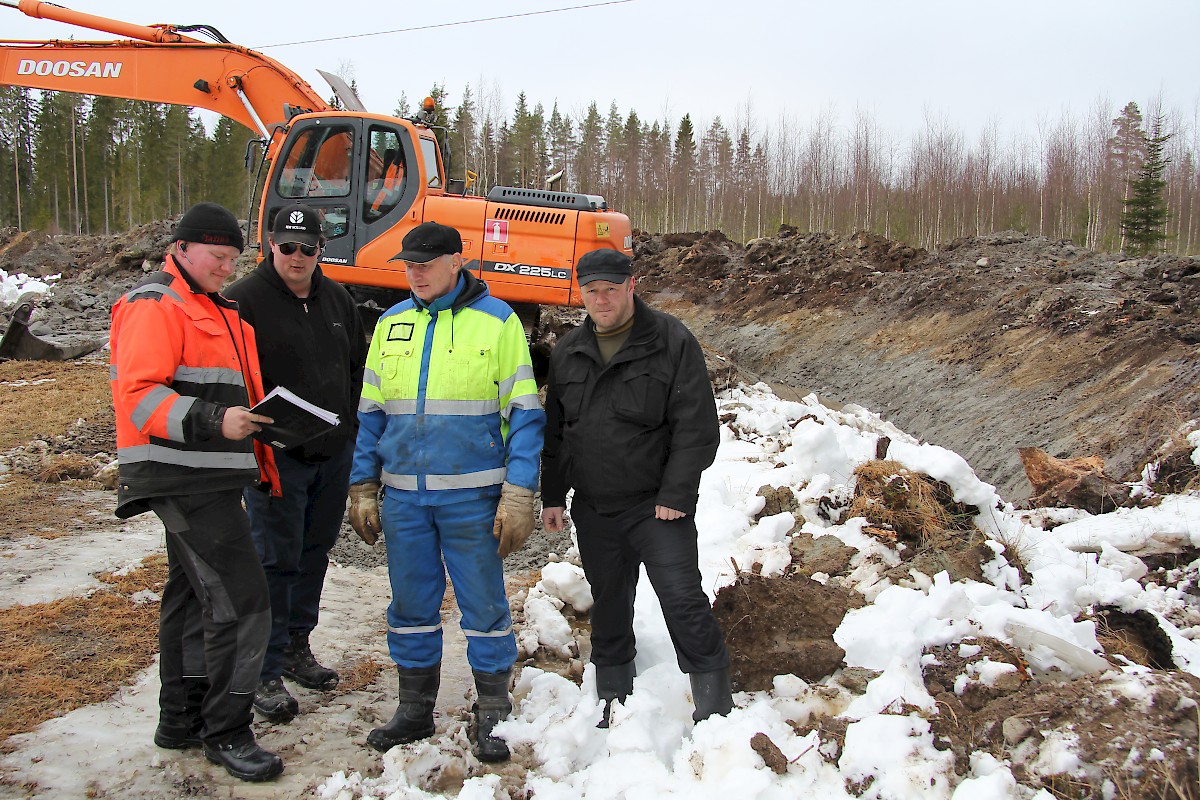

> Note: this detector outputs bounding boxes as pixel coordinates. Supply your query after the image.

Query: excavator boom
[0,0,329,135]
[0,0,636,348]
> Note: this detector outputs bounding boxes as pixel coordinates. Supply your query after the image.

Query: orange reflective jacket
[369,158,406,215]
[110,255,280,518]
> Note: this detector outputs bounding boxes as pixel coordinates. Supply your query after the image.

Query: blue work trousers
[244,441,352,681]
[381,490,516,673]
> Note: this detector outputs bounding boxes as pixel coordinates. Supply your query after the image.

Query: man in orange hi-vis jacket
[109,202,285,783]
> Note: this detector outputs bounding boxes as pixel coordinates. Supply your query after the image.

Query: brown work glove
[348,480,382,545]
[492,482,536,558]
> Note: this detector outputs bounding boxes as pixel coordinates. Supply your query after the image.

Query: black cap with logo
[173,202,245,252]
[390,221,463,264]
[271,205,323,247]
[576,249,633,285]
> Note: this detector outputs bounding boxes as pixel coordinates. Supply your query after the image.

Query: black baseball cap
[272,205,322,247]
[390,221,463,263]
[576,249,633,285]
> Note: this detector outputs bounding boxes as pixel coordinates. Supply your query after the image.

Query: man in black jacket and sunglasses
[225,204,368,723]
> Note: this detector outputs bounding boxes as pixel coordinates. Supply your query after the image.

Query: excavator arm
[0,0,636,346]
[0,0,329,136]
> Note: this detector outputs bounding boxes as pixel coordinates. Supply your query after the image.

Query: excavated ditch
[634,228,1200,501]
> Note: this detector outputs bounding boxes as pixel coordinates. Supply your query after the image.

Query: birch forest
[1,85,1195,255]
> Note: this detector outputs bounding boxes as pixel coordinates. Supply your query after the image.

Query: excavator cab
[260,113,427,267]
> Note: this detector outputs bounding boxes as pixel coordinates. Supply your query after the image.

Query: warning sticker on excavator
[484,219,509,244]
[596,223,610,238]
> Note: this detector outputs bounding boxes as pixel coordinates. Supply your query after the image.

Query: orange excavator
[0,0,634,324]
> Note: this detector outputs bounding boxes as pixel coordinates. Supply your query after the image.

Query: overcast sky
[6,0,1199,143]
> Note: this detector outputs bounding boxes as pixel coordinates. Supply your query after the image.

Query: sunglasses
[278,241,319,257]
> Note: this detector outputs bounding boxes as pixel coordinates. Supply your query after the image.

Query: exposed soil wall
[634,229,1200,501]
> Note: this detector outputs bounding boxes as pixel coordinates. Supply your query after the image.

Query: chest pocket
[379,345,420,396]
[443,345,495,400]
[555,359,591,423]
[180,304,241,374]
[611,363,670,428]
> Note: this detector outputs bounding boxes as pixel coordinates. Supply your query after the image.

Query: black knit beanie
[172,202,245,252]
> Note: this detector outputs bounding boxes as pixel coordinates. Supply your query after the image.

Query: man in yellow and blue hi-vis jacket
[347,221,544,762]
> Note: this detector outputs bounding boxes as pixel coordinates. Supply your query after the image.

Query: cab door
[358,123,422,254]
[262,116,363,266]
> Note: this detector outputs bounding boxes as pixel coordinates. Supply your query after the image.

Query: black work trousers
[573,496,729,674]
[244,442,351,681]
[151,489,271,745]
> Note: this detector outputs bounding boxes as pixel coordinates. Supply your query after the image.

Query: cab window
[277,126,355,199]
[419,136,442,189]
[364,127,407,221]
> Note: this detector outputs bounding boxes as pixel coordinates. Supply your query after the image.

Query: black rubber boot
[689,668,733,722]
[366,664,439,752]
[203,732,284,782]
[283,632,339,691]
[253,677,299,723]
[471,669,513,763]
[595,660,635,728]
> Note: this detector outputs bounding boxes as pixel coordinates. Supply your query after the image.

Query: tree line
[1,84,1193,256]
[0,89,254,238]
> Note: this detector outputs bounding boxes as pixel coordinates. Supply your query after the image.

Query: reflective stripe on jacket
[110,255,279,518]
[351,270,544,504]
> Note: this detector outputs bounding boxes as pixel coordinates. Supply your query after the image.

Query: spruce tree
[450,88,477,189]
[393,92,411,119]
[673,115,698,229]
[574,103,604,193]
[546,103,576,190]
[1121,115,1171,256]
[422,84,451,175]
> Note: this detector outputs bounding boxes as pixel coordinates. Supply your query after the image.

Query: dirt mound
[712,571,863,691]
[717,462,1200,800]
[634,228,1200,500]
[945,666,1200,798]
[0,220,242,345]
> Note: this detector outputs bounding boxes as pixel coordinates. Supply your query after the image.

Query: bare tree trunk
[70,107,81,234]
[11,145,20,230]
[81,129,90,234]
[177,138,184,216]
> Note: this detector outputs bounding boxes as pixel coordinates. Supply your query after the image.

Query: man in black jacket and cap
[225,204,367,722]
[540,249,733,728]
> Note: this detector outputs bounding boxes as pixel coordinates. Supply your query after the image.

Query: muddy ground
[2,221,1199,798]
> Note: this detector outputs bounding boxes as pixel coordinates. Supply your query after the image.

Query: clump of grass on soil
[0,361,110,452]
[848,459,978,541]
[0,473,113,540]
[36,453,99,483]
[0,557,166,746]
[337,656,384,693]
